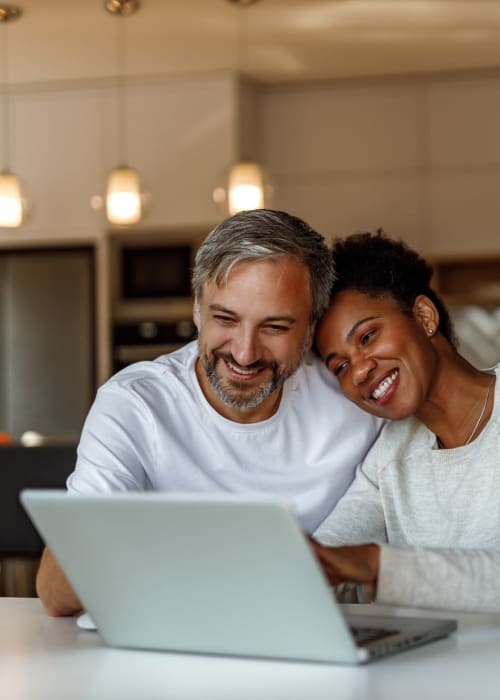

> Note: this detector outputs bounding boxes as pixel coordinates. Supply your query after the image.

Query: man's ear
[193,298,200,329]
[412,294,439,336]
[304,321,316,351]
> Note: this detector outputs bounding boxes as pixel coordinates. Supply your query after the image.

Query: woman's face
[315,290,438,420]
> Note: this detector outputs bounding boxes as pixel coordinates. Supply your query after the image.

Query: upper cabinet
[430,256,500,369]
[431,257,500,306]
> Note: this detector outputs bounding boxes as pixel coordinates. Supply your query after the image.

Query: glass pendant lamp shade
[0,171,22,227]
[227,161,264,215]
[106,166,141,225]
[101,0,146,226]
[0,5,25,228]
[216,1,268,217]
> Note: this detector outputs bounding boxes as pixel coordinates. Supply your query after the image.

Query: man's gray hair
[192,209,335,322]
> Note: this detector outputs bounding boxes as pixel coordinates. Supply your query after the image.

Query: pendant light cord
[1,20,9,171]
[235,2,249,160]
[115,14,128,166]
[237,4,248,78]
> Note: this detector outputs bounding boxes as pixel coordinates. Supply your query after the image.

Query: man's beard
[199,348,305,410]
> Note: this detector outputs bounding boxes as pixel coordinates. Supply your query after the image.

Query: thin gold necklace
[437,373,495,449]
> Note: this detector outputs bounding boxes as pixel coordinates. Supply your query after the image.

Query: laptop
[21,490,456,664]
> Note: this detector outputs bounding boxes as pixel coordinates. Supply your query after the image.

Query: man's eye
[264,325,290,334]
[214,315,236,325]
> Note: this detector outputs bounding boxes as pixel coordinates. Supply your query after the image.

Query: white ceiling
[5,0,500,86]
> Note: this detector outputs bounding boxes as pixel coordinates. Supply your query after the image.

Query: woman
[312,231,500,612]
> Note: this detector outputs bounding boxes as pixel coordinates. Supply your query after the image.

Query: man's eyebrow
[208,304,237,315]
[263,315,297,325]
[346,316,379,341]
[208,305,297,325]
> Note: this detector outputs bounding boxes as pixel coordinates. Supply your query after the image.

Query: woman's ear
[412,294,440,337]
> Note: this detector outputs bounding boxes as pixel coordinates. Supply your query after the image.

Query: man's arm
[36,547,83,617]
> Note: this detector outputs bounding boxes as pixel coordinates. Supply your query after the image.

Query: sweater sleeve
[377,545,500,613]
[313,451,388,546]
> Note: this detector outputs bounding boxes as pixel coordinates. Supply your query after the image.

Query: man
[37,209,380,616]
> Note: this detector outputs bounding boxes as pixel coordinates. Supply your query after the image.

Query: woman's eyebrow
[323,315,382,365]
[346,315,380,341]
[324,351,337,367]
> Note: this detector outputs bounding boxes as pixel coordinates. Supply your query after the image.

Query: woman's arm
[314,459,387,546]
[310,540,380,587]
[311,541,500,613]
[377,545,500,613]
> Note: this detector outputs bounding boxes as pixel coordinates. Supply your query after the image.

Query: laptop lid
[21,490,456,664]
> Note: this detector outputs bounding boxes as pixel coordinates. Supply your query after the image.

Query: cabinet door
[1,249,94,440]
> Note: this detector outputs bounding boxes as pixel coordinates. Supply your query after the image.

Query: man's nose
[351,356,376,386]
[231,328,262,366]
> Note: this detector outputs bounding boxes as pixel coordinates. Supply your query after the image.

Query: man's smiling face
[194,257,314,422]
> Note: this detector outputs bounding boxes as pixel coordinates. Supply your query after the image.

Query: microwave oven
[111,235,196,318]
[110,233,200,369]
[120,244,192,300]
[110,231,204,326]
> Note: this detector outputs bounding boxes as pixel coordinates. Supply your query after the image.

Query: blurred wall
[0,69,500,258]
[258,71,500,257]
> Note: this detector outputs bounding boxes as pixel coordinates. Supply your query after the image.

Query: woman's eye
[333,361,348,376]
[361,329,375,345]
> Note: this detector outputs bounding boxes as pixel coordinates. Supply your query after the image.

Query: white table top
[1,598,500,700]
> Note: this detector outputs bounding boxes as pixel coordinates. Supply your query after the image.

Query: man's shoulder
[292,352,354,401]
[290,353,382,431]
[294,352,338,383]
[102,341,197,396]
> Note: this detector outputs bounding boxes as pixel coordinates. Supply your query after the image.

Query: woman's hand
[309,539,380,588]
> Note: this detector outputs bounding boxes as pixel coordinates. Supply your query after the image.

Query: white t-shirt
[68,341,381,532]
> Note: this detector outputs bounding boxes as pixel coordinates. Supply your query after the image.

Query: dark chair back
[0,446,76,557]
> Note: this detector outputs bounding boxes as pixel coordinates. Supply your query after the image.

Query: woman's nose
[351,357,376,386]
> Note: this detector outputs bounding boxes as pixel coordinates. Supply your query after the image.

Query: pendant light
[227,160,264,214]
[0,4,24,228]
[104,0,143,225]
[215,0,267,215]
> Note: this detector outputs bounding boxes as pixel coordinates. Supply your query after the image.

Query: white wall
[0,72,246,383]
[3,68,500,258]
[258,71,500,257]
[3,67,500,382]
[0,72,238,247]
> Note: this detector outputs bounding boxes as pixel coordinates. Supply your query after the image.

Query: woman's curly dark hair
[330,230,457,347]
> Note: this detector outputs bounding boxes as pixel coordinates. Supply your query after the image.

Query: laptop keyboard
[350,626,399,647]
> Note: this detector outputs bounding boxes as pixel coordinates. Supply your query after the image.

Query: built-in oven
[109,230,203,372]
[112,319,197,373]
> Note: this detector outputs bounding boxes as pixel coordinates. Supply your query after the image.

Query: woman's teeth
[372,370,398,400]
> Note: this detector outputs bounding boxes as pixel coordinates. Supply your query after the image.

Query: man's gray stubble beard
[198,347,306,410]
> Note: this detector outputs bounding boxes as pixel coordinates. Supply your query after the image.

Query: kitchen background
[0,0,500,443]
